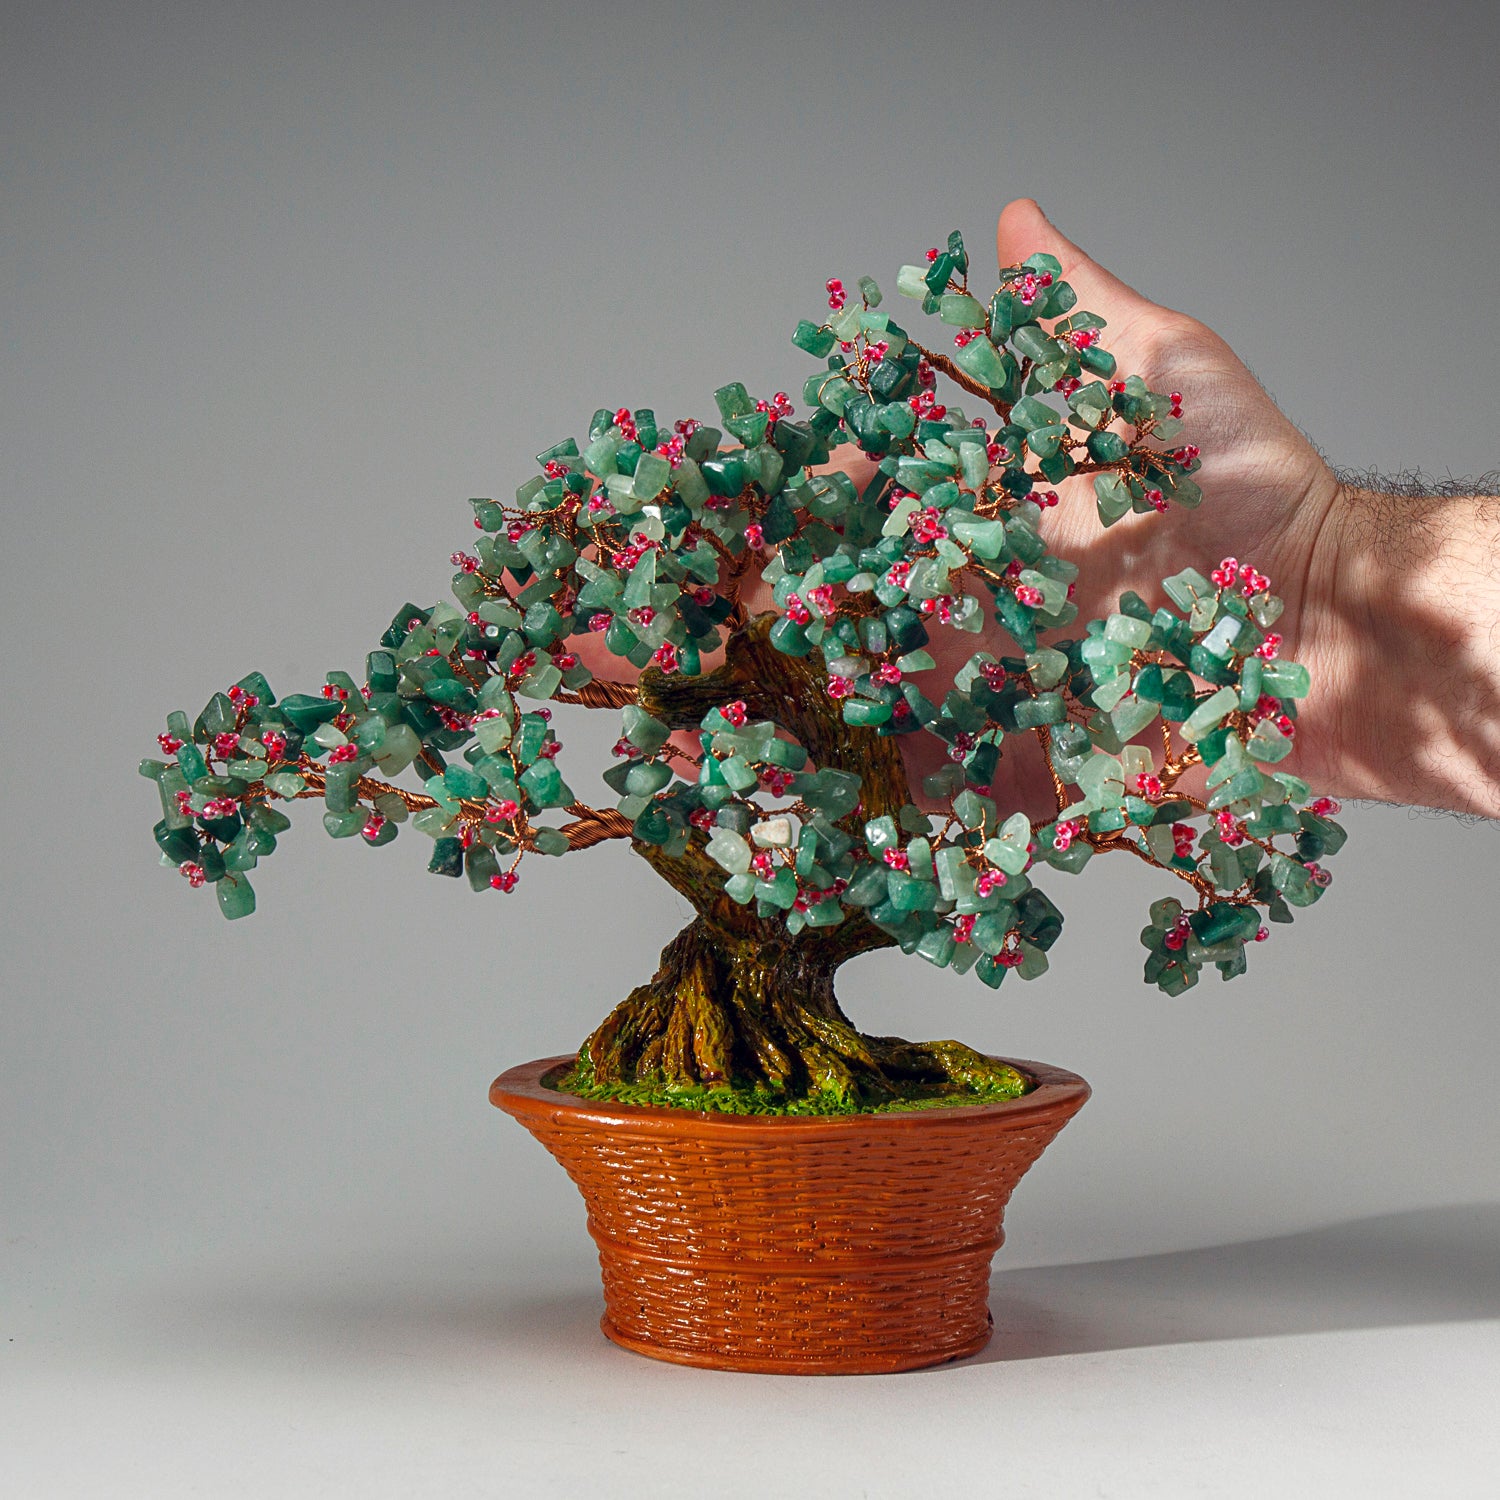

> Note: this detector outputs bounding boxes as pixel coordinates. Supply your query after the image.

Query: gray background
[4,2,1498,1495]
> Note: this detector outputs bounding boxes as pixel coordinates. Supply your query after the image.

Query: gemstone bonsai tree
[141,231,1347,1112]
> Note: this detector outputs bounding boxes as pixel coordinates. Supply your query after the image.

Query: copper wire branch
[258,756,634,853]
[559,803,635,849]
[555,679,639,709]
[903,338,1009,417]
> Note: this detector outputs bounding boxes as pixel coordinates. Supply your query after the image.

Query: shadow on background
[975,1202,1500,1364]
[118,1203,1498,1371]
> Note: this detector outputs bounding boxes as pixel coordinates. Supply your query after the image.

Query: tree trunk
[577,913,1023,1105]
[573,612,1024,1105]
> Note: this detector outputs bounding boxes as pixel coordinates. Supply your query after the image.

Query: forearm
[1311,480,1500,818]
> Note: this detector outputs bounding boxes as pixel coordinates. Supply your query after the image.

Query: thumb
[995,198,1152,319]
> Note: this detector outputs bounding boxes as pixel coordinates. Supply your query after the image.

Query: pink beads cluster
[180,862,207,888]
[1210,557,1270,596]
[1163,913,1193,951]
[791,878,848,915]
[825,278,847,311]
[952,914,976,944]
[1052,818,1086,851]
[652,643,680,674]
[612,407,638,441]
[975,868,1008,897]
[327,744,359,765]
[1015,584,1044,608]
[758,767,795,797]
[489,870,519,893]
[1015,268,1054,306]
[946,730,977,761]
[909,388,947,421]
[721,700,748,727]
[910,507,948,543]
[743,522,765,550]
[1134,772,1164,800]
[1309,796,1341,817]
[882,848,911,871]
[260,730,287,760]
[1215,809,1247,847]
[1251,693,1296,739]
[450,551,479,574]
[1069,328,1100,350]
[783,593,813,626]
[1254,633,1283,660]
[1171,822,1196,860]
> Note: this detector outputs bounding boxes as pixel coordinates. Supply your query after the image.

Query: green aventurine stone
[842,699,892,727]
[1260,660,1310,698]
[953,334,1010,389]
[1181,686,1237,742]
[792,320,836,357]
[1013,692,1064,729]
[1111,694,1158,742]
[323,809,364,838]
[444,766,488,800]
[887,872,942,911]
[934,847,977,902]
[427,837,464,877]
[519,760,567,807]
[915,928,956,969]
[754,868,798,910]
[631,452,671,499]
[1025,647,1068,689]
[279,694,341,733]
[1162,568,1212,614]
[215,874,256,920]
[622,705,670,756]
[1246,718,1293,762]
[625,761,672,797]
[1104,612,1152,648]
[1086,430,1128,464]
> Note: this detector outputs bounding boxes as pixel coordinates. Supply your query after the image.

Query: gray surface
[4,2,1498,1494]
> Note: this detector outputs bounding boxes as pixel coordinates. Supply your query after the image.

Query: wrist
[1314,478,1500,818]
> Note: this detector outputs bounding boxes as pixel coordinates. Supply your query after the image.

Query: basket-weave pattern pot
[491,1055,1089,1375]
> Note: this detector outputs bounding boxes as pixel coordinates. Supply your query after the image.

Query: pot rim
[491,1054,1090,1139]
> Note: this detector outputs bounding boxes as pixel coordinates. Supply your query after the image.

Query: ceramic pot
[491,1054,1089,1375]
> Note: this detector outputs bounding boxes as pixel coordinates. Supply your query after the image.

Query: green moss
[548,1058,1032,1117]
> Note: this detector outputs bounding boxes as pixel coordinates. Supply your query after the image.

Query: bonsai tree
[140,230,1347,1113]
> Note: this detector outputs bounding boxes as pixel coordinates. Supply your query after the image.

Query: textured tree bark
[574,613,1024,1102]
[579,914,1025,1102]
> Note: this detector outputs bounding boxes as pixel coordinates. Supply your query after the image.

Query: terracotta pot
[491,1054,1089,1375]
